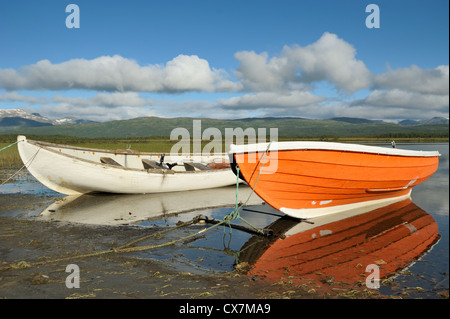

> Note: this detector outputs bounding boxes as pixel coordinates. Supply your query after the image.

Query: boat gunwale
[29,139,228,158]
[24,138,230,175]
[229,141,441,158]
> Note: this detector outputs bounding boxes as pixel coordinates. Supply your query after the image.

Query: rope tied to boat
[0,214,228,271]
[222,142,273,236]
[0,141,273,270]
[0,139,37,187]
[0,139,23,152]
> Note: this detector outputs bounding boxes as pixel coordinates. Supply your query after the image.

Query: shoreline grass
[0,143,21,168]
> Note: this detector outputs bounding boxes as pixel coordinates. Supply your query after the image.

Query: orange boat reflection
[239,199,439,290]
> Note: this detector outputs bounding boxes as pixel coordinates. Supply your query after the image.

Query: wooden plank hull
[230,141,440,218]
[17,135,238,195]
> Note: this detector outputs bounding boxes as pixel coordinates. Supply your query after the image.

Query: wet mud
[0,212,327,300]
[0,193,386,300]
[1,165,448,300]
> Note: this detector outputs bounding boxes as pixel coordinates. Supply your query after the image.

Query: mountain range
[0,109,97,127]
[0,108,448,138]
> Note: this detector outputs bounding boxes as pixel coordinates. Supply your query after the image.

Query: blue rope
[223,142,272,235]
[225,165,242,222]
[0,140,21,152]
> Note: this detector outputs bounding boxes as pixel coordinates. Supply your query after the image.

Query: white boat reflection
[40,185,264,226]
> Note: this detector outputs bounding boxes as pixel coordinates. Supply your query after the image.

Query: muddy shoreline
[0,213,330,300]
[1,192,387,300]
[1,165,448,300]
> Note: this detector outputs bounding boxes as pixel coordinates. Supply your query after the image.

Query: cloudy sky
[0,0,448,122]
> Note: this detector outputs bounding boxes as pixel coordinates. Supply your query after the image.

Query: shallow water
[1,143,448,299]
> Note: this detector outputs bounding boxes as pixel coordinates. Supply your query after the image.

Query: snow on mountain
[0,109,96,126]
[398,117,449,126]
[0,109,53,124]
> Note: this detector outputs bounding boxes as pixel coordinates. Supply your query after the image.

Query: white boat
[17,135,238,195]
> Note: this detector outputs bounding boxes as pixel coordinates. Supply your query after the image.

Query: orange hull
[239,199,439,288]
[230,142,440,218]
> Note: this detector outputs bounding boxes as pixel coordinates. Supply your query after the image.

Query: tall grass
[0,143,21,168]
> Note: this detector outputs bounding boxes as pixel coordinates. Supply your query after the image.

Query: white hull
[17,135,238,195]
[229,141,439,219]
[279,191,412,219]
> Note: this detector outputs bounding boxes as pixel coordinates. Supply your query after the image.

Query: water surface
[1,143,448,298]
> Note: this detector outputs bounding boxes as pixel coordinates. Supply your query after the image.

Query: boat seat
[184,163,196,171]
[192,163,212,170]
[142,159,169,170]
[100,157,122,166]
[183,162,212,171]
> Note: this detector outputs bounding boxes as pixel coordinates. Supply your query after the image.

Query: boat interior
[30,139,230,172]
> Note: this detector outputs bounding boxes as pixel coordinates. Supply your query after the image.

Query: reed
[0,143,21,168]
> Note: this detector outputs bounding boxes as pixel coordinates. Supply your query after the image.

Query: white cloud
[162,55,239,92]
[217,91,326,110]
[52,92,153,108]
[353,89,448,110]
[0,55,238,93]
[0,32,448,122]
[0,91,153,109]
[0,91,49,104]
[47,92,156,121]
[351,65,450,119]
[235,32,371,92]
[374,65,449,95]
[40,104,159,122]
[339,103,448,121]
[234,51,294,91]
[285,32,372,92]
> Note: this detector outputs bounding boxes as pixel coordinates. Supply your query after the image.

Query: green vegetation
[0,142,21,168]
[1,116,448,168]
[1,133,447,169]
[1,116,448,138]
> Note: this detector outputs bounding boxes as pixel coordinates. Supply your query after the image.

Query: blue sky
[0,0,448,122]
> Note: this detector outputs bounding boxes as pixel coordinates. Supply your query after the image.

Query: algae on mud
[0,143,448,299]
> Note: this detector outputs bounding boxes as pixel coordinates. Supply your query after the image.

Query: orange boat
[229,141,440,219]
[238,199,440,288]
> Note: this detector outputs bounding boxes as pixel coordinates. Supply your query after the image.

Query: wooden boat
[229,141,440,219]
[17,135,238,195]
[238,198,440,287]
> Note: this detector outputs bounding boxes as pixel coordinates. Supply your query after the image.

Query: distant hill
[330,117,380,124]
[1,113,448,138]
[398,117,449,126]
[0,116,53,127]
